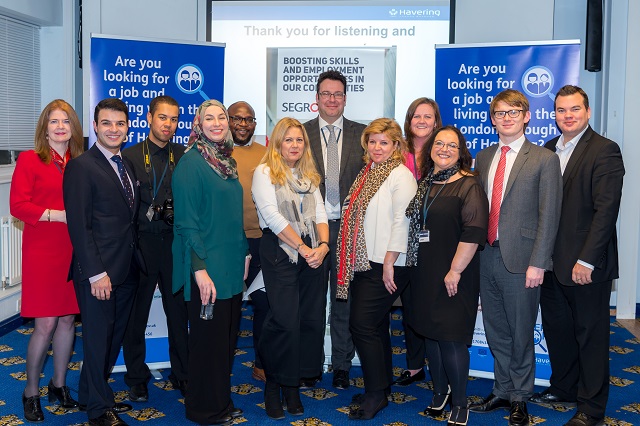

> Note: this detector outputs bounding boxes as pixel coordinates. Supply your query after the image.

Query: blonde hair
[35,99,84,163]
[261,117,320,186]
[361,118,407,163]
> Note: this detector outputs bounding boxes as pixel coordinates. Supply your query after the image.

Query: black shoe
[128,383,148,402]
[424,387,451,418]
[447,406,469,426]
[509,401,530,426]
[264,381,285,420]
[169,377,188,397]
[332,369,350,390]
[47,379,79,408]
[469,393,511,413]
[530,388,577,407]
[89,410,128,426]
[282,385,304,415]
[348,391,388,420]
[299,375,320,389]
[22,392,44,423]
[393,369,426,386]
[208,415,232,425]
[79,402,132,413]
[563,411,605,426]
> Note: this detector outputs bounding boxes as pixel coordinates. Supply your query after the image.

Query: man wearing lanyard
[122,96,188,402]
[303,70,365,390]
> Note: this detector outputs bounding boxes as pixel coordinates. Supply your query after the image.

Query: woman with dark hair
[10,99,84,422]
[395,97,443,387]
[337,118,417,421]
[172,99,249,426]
[252,117,329,420]
[405,125,489,426]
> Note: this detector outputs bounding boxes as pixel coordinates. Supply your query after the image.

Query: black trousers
[258,230,326,386]
[399,282,427,371]
[541,272,612,418]
[246,237,268,369]
[75,260,138,420]
[122,232,189,386]
[350,262,409,392]
[185,285,242,423]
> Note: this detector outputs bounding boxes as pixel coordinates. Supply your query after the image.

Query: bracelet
[246,254,252,260]
[47,209,51,222]
[296,242,305,251]
[318,241,329,249]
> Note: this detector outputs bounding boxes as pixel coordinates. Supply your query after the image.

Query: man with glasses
[529,86,624,426]
[303,70,366,390]
[470,89,562,426]
[228,101,267,383]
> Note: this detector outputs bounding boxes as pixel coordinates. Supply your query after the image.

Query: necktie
[325,124,340,206]
[111,155,134,209]
[487,145,510,245]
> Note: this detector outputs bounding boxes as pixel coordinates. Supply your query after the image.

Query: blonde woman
[252,117,330,419]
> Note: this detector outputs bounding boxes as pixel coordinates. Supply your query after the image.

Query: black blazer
[544,126,625,286]
[63,143,143,286]
[303,116,366,205]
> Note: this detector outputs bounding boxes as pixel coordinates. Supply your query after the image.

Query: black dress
[408,175,488,345]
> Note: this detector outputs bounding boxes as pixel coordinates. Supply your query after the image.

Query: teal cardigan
[171,149,247,302]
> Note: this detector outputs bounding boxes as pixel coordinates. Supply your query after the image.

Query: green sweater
[172,149,247,301]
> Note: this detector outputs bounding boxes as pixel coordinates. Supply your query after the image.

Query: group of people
[9,67,623,426]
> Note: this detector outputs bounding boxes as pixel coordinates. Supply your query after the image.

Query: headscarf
[185,99,238,179]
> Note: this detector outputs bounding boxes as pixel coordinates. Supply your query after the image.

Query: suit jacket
[303,116,366,205]
[544,126,624,286]
[475,139,562,273]
[63,143,142,286]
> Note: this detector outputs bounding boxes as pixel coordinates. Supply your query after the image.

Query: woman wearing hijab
[10,99,83,422]
[251,117,329,420]
[337,118,417,420]
[405,125,489,426]
[172,100,249,426]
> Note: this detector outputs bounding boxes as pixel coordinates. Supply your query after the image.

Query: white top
[486,134,526,241]
[251,163,328,234]
[555,125,588,174]
[362,164,417,266]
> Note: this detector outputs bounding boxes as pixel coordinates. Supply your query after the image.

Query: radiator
[1,216,23,289]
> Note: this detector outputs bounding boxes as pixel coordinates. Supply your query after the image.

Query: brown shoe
[252,367,266,382]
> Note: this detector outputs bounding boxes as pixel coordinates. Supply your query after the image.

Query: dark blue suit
[63,143,143,420]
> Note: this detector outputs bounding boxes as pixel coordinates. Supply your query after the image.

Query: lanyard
[151,158,169,201]
[421,177,451,230]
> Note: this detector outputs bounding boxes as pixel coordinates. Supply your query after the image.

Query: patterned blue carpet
[1,305,640,425]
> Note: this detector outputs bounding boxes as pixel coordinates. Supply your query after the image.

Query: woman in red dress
[10,99,84,422]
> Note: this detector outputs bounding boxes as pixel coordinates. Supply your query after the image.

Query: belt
[328,219,341,223]
[488,240,500,247]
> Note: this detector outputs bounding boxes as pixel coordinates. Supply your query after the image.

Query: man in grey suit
[469,89,562,426]
[303,70,366,390]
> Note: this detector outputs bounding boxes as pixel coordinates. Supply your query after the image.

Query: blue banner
[90,35,225,147]
[436,40,580,384]
[435,41,580,157]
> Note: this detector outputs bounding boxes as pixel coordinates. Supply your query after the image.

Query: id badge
[418,229,430,243]
[145,205,154,222]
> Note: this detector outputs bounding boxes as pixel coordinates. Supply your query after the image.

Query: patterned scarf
[50,147,70,174]
[185,100,238,179]
[336,157,402,300]
[274,175,319,263]
[405,164,460,266]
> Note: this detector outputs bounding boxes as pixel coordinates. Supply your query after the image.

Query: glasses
[493,109,523,119]
[318,91,345,100]
[434,141,459,150]
[229,116,256,125]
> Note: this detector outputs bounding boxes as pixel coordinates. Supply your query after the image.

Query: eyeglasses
[229,116,256,125]
[434,141,459,150]
[318,91,345,100]
[493,109,523,119]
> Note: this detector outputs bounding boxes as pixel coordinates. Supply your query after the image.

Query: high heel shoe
[282,385,304,415]
[22,392,44,423]
[424,386,451,418]
[264,381,285,420]
[47,379,79,408]
[448,405,469,426]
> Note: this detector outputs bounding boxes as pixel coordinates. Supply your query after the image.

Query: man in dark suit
[529,85,624,426]
[122,96,188,402]
[470,89,562,426]
[303,70,365,389]
[64,98,142,426]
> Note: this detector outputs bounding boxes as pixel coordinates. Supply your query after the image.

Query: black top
[123,139,185,234]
